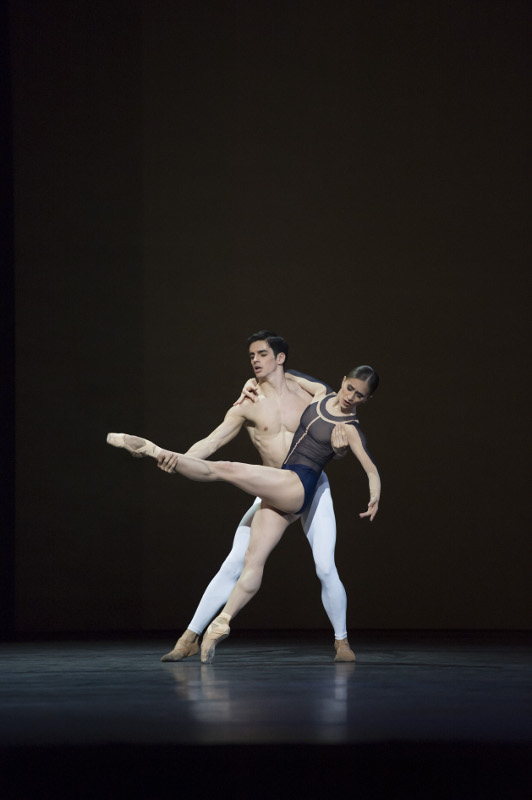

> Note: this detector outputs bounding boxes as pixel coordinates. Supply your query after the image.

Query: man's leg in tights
[161,498,260,661]
[300,474,356,662]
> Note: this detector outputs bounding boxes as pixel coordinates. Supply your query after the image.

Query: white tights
[188,473,348,640]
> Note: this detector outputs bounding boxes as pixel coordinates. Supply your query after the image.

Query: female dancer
[107,366,380,662]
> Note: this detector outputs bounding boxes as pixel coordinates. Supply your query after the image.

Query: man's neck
[257,367,288,396]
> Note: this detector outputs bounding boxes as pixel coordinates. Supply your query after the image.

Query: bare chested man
[151,331,357,663]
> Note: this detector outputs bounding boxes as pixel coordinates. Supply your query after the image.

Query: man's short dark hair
[247,330,289,364]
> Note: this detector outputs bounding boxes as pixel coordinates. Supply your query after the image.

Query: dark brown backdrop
[8,0,531,634]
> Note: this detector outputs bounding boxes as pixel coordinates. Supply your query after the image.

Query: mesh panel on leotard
[282,394,363,473]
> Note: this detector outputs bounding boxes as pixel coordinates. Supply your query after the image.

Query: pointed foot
[200,613,231,664]
[107,433,162,459]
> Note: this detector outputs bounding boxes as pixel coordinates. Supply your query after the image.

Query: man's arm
[285,369,329,401]
[184,406,248,459]
[156,406,248,471]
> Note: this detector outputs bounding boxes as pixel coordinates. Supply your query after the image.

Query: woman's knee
[239,562,263,593]
[243,546,264,570]
[210,460,237,480]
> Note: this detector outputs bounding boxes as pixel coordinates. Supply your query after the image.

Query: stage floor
[1,631,531,798]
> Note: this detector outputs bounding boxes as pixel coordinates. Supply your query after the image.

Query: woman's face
[337,376,371,413]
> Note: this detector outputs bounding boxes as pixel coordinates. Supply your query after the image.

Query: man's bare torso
[241,381,313,468]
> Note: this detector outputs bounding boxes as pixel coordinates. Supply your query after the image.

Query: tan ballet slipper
[107,433,162,459]
[334,638,356,662]
[161,632,199,662]
[200,612,231,664]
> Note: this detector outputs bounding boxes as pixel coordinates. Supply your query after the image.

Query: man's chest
[248,394,308,435]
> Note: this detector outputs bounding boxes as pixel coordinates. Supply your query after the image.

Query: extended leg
[107,433,304,513]
[160,499,259,662]
[301,474,355,662]
[201,506,292,663]
[167,455,304,514]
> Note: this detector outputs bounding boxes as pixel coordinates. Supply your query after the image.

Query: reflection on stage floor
[1,631,530,799]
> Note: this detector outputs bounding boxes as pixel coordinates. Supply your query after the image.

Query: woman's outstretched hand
[233,378,259,405]
[157,451,179,473]
[359,497,379,522]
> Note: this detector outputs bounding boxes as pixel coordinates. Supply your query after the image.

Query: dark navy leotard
[282,393,373,514]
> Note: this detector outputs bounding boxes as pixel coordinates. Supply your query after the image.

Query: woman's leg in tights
[168,454,304,514]
[107,433,304,513]
[200,506,292,663]
[161,500,259,661]
[188,499,260,633]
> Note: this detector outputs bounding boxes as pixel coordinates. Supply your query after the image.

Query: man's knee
[315,560,338,584]
[219,553,245,582]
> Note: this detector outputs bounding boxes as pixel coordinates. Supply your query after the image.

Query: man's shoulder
[286,380,313,402]
[226,394,268,423]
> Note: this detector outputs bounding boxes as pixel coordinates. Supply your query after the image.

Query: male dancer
[160,331,357,663]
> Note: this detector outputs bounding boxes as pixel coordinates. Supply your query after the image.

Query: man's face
[248,340,284,378]
[337,376,371,413]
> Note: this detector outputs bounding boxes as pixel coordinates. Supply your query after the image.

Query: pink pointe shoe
[106,433,162,459]
[200,612,231,664]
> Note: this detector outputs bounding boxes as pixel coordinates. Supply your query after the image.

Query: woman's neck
[327,394,357,418]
